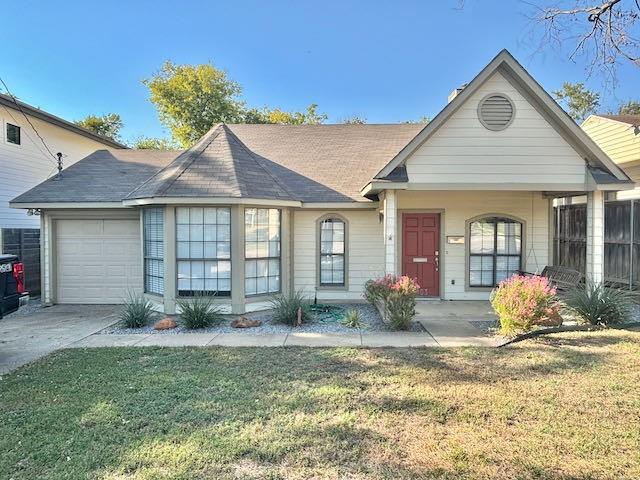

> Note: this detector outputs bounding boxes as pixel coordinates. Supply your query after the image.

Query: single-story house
[10,50,633,314]
[0,92,125,293]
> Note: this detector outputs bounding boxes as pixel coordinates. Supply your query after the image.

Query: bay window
[245,208,280,295]
[176,207,231,296]
[469,216,522,287]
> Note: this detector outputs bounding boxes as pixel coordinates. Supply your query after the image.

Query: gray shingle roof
[598,114,640,126]
[126,124,294,201]
[227,124,423,202]
[12,123,424,205]
[11,150,180,203]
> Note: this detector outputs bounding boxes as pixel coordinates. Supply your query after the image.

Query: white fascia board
[9,201,126,209]
[122,197,302,207]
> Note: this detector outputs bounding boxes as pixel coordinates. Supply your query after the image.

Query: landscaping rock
[231,317,262,328]
[154,317,177,330]
[535,310,563,327]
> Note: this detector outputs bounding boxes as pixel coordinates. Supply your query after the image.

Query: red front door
[402,213,440,297]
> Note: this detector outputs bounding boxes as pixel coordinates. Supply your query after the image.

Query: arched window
[469,216,522,287]
[319,217,346,286]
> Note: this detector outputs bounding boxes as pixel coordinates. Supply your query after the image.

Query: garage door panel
[58,219,103,236]
[104,220,139,236]
[56,219,142,304]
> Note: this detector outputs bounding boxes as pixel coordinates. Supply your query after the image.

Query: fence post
[630,200,635,290]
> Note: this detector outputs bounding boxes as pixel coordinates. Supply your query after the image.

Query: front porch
[380,189,607,300]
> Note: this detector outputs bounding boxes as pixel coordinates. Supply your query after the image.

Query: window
[176,207,231,296]
[469,216,522,287]
[143,208,164,295]
[319,218,345,286]
[245,208,280,295]
[6,123,20,145]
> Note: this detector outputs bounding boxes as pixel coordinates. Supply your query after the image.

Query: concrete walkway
[70,331,442,348]
[0,304,120,374]
[415,300,499,347]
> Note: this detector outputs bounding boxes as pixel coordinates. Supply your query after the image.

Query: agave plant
[562,283,638,326]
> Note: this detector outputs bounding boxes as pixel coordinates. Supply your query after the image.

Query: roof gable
[373,49,630,185]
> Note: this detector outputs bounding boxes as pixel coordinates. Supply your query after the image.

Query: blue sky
[2,0,638,143]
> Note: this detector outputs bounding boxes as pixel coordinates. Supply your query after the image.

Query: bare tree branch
[528,0,640,82]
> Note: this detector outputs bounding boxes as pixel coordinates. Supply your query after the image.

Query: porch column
[163,206,177,314]
[230,205,245,314]
[383,190,397,275]
[585,190,605,285]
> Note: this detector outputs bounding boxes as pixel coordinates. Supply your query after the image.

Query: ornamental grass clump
[270,290,311,326]
[176,295,224,329]
[120,292,155,328]
[490,274,557,336]
[365,274,420,330]
[341,309,366,328]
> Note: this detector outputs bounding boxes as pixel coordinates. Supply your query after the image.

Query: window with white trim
[176,207,231,296]
[245,208,280,295]
[143,208,164,295]
[469,216,522,287]
[319,218,345,285]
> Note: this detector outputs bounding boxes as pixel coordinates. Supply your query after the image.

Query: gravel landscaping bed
[3,297,42,319]
[100,302,425,335]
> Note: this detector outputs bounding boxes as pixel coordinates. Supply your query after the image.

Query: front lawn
[1,330,639,479]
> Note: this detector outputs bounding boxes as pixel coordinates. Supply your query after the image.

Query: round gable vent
[478,94,515,131]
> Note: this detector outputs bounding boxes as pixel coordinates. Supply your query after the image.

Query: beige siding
[582,116,640,165]
[0,108,112,229]
[397,191,549,300]
[293,209,384,300]
[405,71,587,187]
[582,116,640,200]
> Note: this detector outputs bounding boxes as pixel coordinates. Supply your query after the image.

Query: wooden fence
[1,228,41,295]
[553,200,639,288]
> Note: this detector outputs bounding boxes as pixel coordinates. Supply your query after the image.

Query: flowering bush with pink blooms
[364,275,420,330]
[490,274,558,336]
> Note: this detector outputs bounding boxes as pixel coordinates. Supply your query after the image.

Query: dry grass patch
[1,329,639,479]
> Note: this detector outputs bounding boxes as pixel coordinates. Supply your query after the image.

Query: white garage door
[56,219,142,304]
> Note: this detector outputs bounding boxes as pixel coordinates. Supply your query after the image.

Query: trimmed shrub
[341,309,366,328]
[562,283,638,326]
[270,290,311,326]
[364,275,420,330]
[120,292,155,328]
[490,274,557,336]
[177,296,224,329]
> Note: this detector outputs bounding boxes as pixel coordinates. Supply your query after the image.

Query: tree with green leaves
[339,115,367,124]
[402,116,430,124]
[244,104,328,125]
[130,136,177,150]
[75,113,123,141]
[144,61,245,148]
[553,82,600,122]
[618,101,640,115]
[144,61,328,147]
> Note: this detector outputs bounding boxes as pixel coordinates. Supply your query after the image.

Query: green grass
[1,330,640,479]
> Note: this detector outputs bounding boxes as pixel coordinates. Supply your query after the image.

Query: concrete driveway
[0,304,119,374]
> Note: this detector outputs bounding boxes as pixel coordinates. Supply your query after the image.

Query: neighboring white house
[0,93,125,292]
[582,114,640,200]
[10,50,634,313]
